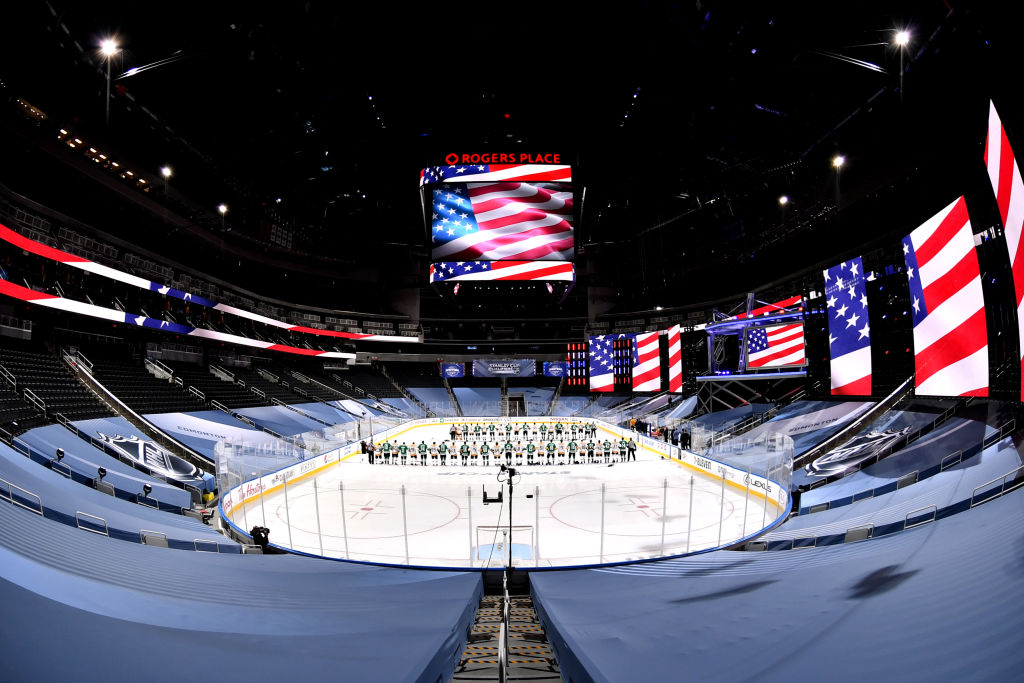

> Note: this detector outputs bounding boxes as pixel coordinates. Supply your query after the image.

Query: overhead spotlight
[832,155,845,169]
[655,306,664,311]
[895,30,910,46]
[217,203,228,214]
[778,195,789,206]
[100,39,118,57]
[161,166,173,178]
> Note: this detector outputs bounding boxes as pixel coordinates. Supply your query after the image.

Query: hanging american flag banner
[985,100,1024,401]
[429,261,574,282]
[420,164,571,186]
[666,324,683,393]
[727,295,803,321]
[632,331,662,392]
[589,334,631,392]
[824,256,872,395]
[746,323,805,368]
[428,182,573,262]
[903,197,988,397]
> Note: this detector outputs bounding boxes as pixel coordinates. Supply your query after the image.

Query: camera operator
[250,525,270,552]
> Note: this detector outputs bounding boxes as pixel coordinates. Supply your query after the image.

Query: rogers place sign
[444,153,561,165]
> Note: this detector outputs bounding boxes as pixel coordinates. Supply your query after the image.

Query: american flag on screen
[903,197,988,397]
[985,101,1024,401]
[428,182,573,261]
[666,324,683,393]
[728,295,803,321]
[747,324,805,368]
[420,164,572,186]
[589,334,630,392]
[632,331,662,392]
[824,256,872,395]
[429,261,574,283]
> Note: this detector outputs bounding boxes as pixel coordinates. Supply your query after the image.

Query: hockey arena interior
[1,3,1023,682]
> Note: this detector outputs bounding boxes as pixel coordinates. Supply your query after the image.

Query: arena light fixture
[832,155,845,169]
[217,203,228,214]
[778,195,789,206]
[161,166,172,178]
[895,30,910,47]
[100,39,118,57]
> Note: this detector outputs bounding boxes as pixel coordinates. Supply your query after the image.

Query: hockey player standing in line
[488,422,497,441]
[568,439,579,464]
[381,440,391,464]
[603,439,612,463]
[546,440,556,464]
[398,442,408,466]
[586,438,596,464]
[539,423,548,442]
[555,422,564,441]
[481,441,490,467]
[450,424,457,442]
[439,440,448,466]
[486,440,496,466]
[526,441,536,465]
[464,441,474,465]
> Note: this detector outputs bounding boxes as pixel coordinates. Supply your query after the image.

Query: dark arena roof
[1,2,1024,681]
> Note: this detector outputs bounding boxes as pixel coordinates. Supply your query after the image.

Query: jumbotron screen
[420,164,574,264]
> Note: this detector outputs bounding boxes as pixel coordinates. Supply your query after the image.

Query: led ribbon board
[0,278,354,359]
[0,222,414,343]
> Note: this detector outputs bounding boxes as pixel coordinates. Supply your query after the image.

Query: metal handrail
[971,465,1024,508]
[0,362,17,388]
[49,460,72,479]
[4,481,43,516]
[188,386,206,401]
[940,451,963,471]
[904,504,937,529]
[22,388,46,411]
[75,511,109,536]
[497,622,508,683]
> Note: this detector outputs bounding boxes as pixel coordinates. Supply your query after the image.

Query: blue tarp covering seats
[513,387,554,415]
[234,405,328,436]
[799,415,1000,512]
[531,487,1024,683]
[790,405,953,489]
[0,443,237,552]
[382,397,426,418]
[728,400,874,456]
[71,416,217,491]
[290,401,358,425]
[452,387,502,416]
[14,425,191,510]
[143,410,284,460]
[551,396,590,416]
[0,500,482,682]
[408,387,457,416]
[689,403,770,431]
[764,436,1022,545]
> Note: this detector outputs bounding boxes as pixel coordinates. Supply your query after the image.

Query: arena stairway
[452,592,562,682]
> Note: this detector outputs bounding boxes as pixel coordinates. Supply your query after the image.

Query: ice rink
[233,422,783,568]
